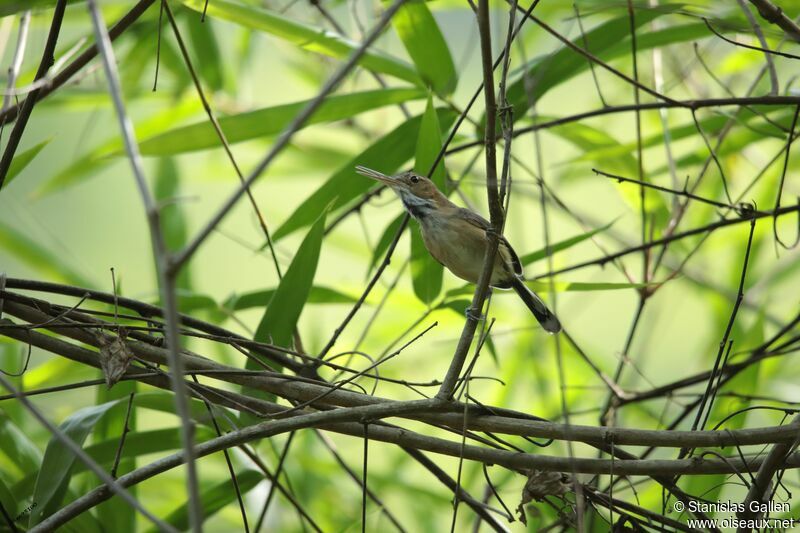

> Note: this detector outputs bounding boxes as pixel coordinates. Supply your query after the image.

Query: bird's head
[355,166,448,214]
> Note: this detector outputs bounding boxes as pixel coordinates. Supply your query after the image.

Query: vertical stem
[85,1,202,530]
[436,0,504,400]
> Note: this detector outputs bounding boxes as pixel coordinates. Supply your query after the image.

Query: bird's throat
[400,193,434,220]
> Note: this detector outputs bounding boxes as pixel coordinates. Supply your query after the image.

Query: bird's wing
[455,207,523,276]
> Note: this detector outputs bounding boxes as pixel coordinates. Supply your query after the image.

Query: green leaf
[570,107,790,165]
[139,88,426,155]
[0,0,80,16]
[224,286,358,312]
[410,94,445,304]
[29,400,123,526]
[254,208,329,349]
[185,7,225,92]
[147,470,262,532]
[273,108,455,241]
[4,138,51,188]
[94,380,137,533]
[520,220,616,265]
[243,209,329,413]
[0,476,16,522]
[0,221,92,287]
[78,428,217,472]
[179,0,422,86]
[446,280,655,298]
[391,0,457,94]
[0,415,42,477]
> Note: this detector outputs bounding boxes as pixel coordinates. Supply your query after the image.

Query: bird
[355,166,561,333]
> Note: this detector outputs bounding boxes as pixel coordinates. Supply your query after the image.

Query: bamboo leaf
[0,416,42,477]
[242,208,329,413]
[0,477,16,523]
[147,470,262,532]
[180,0,423,86]
[29,400,124,526]
[273,109,455,241]
[224,286,358,312]
[138,88,426,155]
[185,7,225,92]
[391,0,457,94]
[524,281,655,292]
[4,138,51,188]
[254,207,329,349]
[446,280,656,298]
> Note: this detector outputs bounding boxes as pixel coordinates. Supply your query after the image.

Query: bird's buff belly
[420,221,512,286]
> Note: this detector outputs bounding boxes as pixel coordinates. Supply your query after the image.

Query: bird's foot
[464,306,485,322]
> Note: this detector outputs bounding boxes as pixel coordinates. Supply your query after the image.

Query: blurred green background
[0,0,799,530]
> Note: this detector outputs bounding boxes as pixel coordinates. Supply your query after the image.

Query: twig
[30,397,800,532]
[736,0,779,95]
[592,168,756,212]
[0,10,31,133]
[690,219,757,434]
[162,0,283,279]
[533,204,799,279]
[704,17,800,61]
[772,104,800,249]
[110,393,136,478]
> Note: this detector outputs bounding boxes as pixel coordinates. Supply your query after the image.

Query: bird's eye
[410,175,419,184]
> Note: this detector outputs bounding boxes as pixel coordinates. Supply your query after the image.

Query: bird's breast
[419,214,513,286]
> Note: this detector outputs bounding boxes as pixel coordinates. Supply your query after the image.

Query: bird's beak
[355,166,406,190]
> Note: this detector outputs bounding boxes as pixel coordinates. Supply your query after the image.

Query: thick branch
[748,0,800,41]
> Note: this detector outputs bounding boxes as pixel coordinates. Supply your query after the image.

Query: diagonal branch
[0,0,67,189]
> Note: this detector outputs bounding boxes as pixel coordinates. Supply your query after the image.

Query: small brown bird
[356,166,561,333]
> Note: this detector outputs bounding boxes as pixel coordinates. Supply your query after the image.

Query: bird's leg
[464,306,485,321]
[464,289,491,322]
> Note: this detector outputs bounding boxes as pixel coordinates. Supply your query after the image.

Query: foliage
[0,0,799,531]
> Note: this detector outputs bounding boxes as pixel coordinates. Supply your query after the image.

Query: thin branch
[533,204,799,279]
[437,0,513,401]
[85,1,202,529]
[736,0,779,95]
[704,17,800,60]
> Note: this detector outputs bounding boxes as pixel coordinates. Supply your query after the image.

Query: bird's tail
[511,278,561,333]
